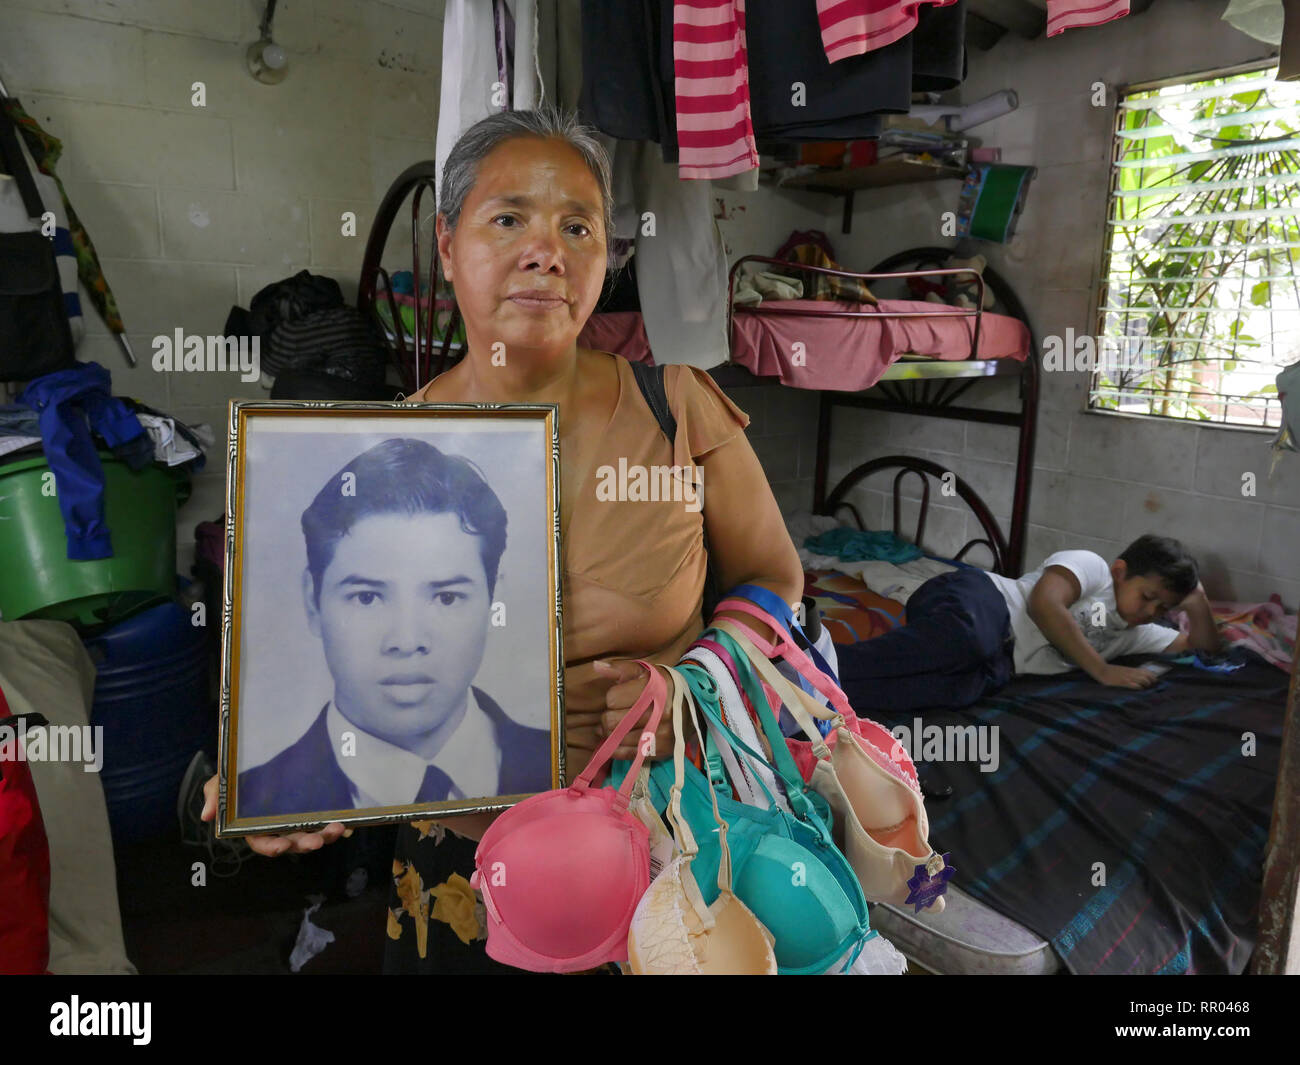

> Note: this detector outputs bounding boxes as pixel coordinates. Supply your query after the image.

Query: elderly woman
[203,107,803,973]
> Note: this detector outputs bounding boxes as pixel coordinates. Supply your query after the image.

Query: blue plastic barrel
[82,593,213,843]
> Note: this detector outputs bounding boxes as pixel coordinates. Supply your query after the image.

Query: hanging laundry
[579,0,679,161]
[491,0,543,111]
[1045,0,1131,37]
[608,140,731,366]
[815,0,960,64]
[910,0,968,93]
[493,0,516,109]
[512,0,542,110]
[746,0,908,142]
[671,0,760,180]
[435,0,501,194]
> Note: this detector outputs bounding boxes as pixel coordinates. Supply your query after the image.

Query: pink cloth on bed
[579,312,655,364]
[1209,597,1296,673]
[731,299,1029,390]
[580,300,1031,385]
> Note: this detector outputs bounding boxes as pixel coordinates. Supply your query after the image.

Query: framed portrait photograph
[215,401,564,837]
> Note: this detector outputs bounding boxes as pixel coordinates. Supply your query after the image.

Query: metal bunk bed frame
[723,248,1041,577]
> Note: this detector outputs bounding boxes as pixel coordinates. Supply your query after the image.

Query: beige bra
[626,665,778,975]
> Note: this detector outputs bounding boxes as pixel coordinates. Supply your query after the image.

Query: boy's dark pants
[835,567,1015,712]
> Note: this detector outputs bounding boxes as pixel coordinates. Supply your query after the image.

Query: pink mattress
[578,299,1030,391]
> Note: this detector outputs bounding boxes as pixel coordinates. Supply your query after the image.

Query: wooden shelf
[776,157,965,193]
[771,157,966,234]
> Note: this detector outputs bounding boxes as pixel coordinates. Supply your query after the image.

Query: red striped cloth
[1045,0,1130,37]
[815,0,959,63]
[673,0,760,180]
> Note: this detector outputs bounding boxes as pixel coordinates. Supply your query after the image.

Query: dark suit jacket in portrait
[237,687,551,818]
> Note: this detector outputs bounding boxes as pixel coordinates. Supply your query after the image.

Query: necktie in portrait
[416,763,455,803]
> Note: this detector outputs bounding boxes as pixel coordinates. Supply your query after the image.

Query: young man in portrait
[238,437,551,817]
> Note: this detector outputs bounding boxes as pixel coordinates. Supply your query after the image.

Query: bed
[790,491,1291,975]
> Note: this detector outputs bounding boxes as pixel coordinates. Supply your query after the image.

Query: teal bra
[611,659,873,975]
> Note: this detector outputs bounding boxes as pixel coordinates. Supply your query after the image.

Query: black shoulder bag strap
[628,359,823,645]
[0,100,47,221]
[629,360,723,620]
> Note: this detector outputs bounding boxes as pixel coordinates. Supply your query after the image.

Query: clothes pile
[224,270,388,391]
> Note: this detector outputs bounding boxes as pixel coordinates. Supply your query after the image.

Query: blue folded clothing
[803,527,923,564]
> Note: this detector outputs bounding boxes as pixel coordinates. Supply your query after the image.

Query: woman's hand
[200,773,351,856]
[591,659,673,761]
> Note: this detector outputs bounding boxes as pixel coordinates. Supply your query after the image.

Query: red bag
[0,682,51,974]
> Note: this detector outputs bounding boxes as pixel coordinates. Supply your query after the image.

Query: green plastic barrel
[0,452,190,626]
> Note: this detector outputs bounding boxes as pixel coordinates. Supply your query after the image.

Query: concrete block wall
[831,0,1299,604]
[0,0,445,573]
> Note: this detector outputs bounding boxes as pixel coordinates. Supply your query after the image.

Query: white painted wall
[830,0,1299,605]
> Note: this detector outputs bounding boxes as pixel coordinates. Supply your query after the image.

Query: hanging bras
[471,661,668,973]
[710,602,951,913]
[626,666,778,975]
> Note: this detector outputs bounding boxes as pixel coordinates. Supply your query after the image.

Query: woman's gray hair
[439,106,615,270]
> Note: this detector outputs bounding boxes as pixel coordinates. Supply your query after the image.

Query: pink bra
[471,661,668,972]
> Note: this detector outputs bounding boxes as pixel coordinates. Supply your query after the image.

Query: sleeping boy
[834,534,1222,712]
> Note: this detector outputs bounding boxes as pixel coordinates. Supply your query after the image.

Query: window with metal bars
[1089,61,1299,429]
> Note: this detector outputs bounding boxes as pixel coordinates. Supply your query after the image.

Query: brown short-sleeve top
[562,354,749,714]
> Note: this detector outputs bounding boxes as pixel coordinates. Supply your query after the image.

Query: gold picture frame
[215,400,564,837]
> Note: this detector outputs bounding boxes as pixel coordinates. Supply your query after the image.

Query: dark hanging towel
[746,0,909,142]
[912,0,967,93]
[578,0,678,163]
[747,0,967,142]
[578,0,968,150]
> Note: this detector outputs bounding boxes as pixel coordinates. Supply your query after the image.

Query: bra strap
[665,665,736,906]
[715,598,856,720]
[677,658,786,813]
[698,629,817,818]
[573,660,668,810]
[713,618,839,754]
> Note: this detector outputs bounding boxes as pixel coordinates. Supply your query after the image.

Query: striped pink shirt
[1046,0,1130,37]
[816,0,960,63]
[673,0,760,180]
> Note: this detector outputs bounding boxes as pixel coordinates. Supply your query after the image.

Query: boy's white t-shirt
[983,550,1180,675]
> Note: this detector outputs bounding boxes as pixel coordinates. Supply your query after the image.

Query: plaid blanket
[869,658,1288,974]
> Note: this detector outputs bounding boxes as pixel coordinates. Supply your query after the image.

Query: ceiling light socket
[247,38,289,84]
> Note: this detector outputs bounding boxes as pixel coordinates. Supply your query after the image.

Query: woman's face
[437,136,607,364]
